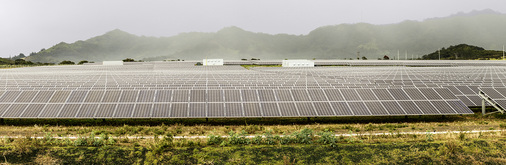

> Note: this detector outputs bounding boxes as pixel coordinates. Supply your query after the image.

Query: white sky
[1,0,506,58]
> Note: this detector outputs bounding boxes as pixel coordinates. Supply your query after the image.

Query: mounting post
[482,97,486,116]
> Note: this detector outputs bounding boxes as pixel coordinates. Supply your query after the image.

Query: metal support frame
[479,91,505,116]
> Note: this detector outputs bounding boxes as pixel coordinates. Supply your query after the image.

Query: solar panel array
[0,61,491,118]
[0,88,469,118]
[479,87,506,110]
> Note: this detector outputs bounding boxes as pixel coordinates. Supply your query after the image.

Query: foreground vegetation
[1,112,506,164]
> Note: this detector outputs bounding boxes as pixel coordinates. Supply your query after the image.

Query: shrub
[252,135,263,144]
[123,58,135,62]
[263,131,276,145]
[317,131,338,147]
[78,60,89,65]
[207,134,223,145]
[227,130,249,145]
[59,60,75,65]
[74,136,87,146]
[293,128,313,144]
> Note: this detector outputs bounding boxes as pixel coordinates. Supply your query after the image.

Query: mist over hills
[25,9,506,63]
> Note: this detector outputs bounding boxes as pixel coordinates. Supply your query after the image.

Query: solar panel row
[0,88,460,103]
[0,88,472,118]
[0,100,470,118]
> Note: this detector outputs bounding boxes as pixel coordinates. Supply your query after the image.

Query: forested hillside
[24,10,506,63]
[422,44,504,60]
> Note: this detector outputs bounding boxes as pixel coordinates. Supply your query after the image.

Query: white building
[102,61,124,65]
[282,60,314,67]
[203,59,224,66]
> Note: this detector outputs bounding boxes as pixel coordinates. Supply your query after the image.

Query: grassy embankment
[1,112,506,164]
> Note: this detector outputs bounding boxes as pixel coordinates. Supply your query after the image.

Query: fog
[1,0,506,58]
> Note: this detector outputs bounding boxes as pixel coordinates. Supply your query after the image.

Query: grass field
[1,110,506,164]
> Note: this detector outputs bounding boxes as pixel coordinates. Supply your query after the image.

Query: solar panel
[356,89,378,101]
[381,101,405,115]
[307,89,328,101]
[32,91,54,103]
[133,104,152,117]
[347,102,370,116]
[261,103,280,117]
[274,90,293,101]
[397,101,422,115]
[224,90,242,102]
[208,103,225,117]
[102,91,121,102]
[388,89,411,100]
[154,90,172,102]
[225,103,243,117]
[58,104,81,118]
[372,89,394,100]
[364,102,388,115]
[296,102,317,116]
[151,104,170,117]
[244,103,262,117]
[3,104,28,117]
[414,101,440,114]
[208,90,224,102]
[419,88,442,100]
[313,102,334,116]
[278,102,299,116]
[324,89,344,101]
[137,90,155,102]
[404,88,427,100]
[431,101,456,114]
[20,104,45,118]
[76,104,99,118]
[15,91,37,103]
[39,104,63,118]
[330,102,353,116]
[242,90,259,102]
[0,91,21,102]
[95,104,116,117]
[170,103,188,117]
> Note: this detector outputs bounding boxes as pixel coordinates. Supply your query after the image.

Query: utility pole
[397,50,400,60]
[357,51,360,60]
[438,49,441,60]
[405,50,407,60]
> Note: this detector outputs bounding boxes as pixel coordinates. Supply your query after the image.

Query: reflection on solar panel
[0,61,482,118]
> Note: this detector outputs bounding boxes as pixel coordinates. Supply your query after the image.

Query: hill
[25,9,506,63]
[422,44,504,60]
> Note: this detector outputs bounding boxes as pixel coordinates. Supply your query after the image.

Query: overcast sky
[1,0,506,58]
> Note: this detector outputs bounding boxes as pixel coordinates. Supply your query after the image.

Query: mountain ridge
[25,9,506,63]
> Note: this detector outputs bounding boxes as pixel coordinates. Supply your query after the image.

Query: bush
[293,128,313,144]
[207,134,223,145]
[123,58,135,62]
[227,130,249,145]
[317,131,338,147]
[59,60,75,65]
[252,135,263,144]
[78,60,89,65]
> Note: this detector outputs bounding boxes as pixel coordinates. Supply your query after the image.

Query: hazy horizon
[2,0,506,58]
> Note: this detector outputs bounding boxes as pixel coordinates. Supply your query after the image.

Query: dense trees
[422,44,503,60]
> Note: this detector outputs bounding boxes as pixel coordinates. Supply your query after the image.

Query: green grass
[1,113,506,164]
[2,137,506,164]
